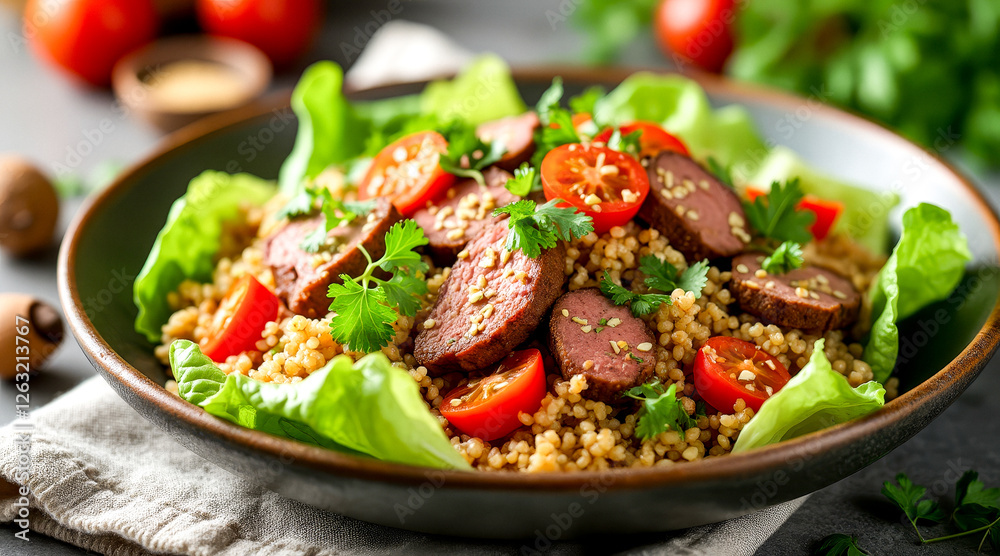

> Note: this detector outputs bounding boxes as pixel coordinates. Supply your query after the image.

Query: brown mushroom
[0,294,64,380]
[0,155,59,257]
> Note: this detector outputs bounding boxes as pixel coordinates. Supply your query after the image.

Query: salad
[133,56,970,471]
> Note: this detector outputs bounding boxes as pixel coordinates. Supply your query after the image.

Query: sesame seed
[470,313,483,324]
[484,288,496,299]
[423,319,436,329]
[599,165,619,176]
[617,340,628,350]
[637,342,653,352]
[665,171,674,188]
[481,304,495,318]
[736,264,749,274]
[571,317,589,325]
[755,269,767,279]
[683,179,696,192]
[765,281,775,289]
[765,359,776,370]
[795,287,809,298]
[738,370,756,381]
[607,317,622,327]
[468,323,479,336]
[699,179,711,191]
[728,212,744,227]
[479,248,497,268]
[446,228,465,240]
[468,291,484,303]
[675,204,686,216]
[583,360,595,370]
[765,385,773,396]
[477,275,488,289]
[450,398,462,407]
[457,249,469,260]
[514,271,528,283]
[659,188,674,200]
[833,290,847,299]
[687,210,699,221]
[581,325,593,333]
[745,384,756,392]
[500,249,512,265]
[561,309,570,317]
[584,194,602,206]
[610,341,620,354]
[810,292,821,300]
[744,280,760,290]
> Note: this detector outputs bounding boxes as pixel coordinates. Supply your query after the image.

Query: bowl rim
[58,65,1000,492]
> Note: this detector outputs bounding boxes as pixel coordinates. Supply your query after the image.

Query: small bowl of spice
[113,35,272,132]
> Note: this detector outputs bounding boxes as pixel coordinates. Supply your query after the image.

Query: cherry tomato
[201,275,280,362]
[196,0,322,67]
[745,187,844,241]
[358,131,456,217]
[440,349,547,441]
[540,144,650,235]
[24,0,158,86]
[654,0,735,73]
[593,121,691,159]
[693,337,791,412]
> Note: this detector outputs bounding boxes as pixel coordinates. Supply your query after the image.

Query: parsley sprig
[624,381,696,441]
[743,179,815,244]
[492,199,594,258]
[816,534,870,556]
[599,255,710,317]
[531,78,583,167]
[277,187,377,253]
[326,220,429,353]
[761,241,805,275]
[504,163,542,196]
[438,123,507,186]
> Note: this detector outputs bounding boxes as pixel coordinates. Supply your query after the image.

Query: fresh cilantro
[568,85,605,116]
[706,156,734,189]
[883,473,948,534]
[628,353,644,364]
[624,381,696,441]
[492,199,594,258]
[606,129,643,157]
[638,255,710,299]
[327,220,429,353]
[743,179,815,244]
[438,123,507,186]
[815,533,870,556]
[531,78,582,167]
[277,187,376,253]
[504,163,541,196]
[761,241,805,275]
[599,271,673,317]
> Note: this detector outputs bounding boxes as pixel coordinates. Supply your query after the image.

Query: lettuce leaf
[864,204,971,382]
[133,171,276,342]
[170,340,471,470]
[732,339,886,453]
[278,61,369,195]
[748,147,900,254]
[419,54,526,127]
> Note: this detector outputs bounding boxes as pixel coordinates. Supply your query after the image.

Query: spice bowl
[112,35,272,132]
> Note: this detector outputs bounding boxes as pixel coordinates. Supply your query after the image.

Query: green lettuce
[864,204,971,382]
[170,340,471,470]
[748,147,900,253]
[733,339,886,453]
[419,54,527,127]
[133,171,276,342]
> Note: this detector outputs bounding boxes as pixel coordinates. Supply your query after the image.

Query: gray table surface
[1,2,998,554]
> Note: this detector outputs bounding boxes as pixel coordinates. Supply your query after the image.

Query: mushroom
[0,155,59,257]
[0,294,64,380]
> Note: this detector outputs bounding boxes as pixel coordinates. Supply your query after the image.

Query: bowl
[112,35,272,132]
[58,68,1000,538]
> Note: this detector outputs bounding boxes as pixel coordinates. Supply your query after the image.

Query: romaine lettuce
[133,171,276,343]
[170,340,471,470]
[419,54,527,127]
[732,339,886,453]
[864,204,971,382]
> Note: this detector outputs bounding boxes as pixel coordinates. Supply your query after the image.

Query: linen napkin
[0,20,807,555]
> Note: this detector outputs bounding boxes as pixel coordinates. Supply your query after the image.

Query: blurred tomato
[654,0,735,73]
[196,0,322,67]
[24,0,159,86]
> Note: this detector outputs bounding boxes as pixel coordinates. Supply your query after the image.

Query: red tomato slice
[540,144,650,235]
[201,275,280,362]
[593,121,691,159]
[693,337,791,412]
[358,131,455,217]
[745,186,844,241]
[440,349,547,441]
[654,0,735,74]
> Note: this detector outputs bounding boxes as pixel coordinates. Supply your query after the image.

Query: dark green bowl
[57,68,1000,538]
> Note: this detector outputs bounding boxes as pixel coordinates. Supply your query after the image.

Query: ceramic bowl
[58,68,1000,538]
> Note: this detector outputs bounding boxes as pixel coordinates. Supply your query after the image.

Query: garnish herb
[438,122,507,186]
[743,178,815,244]
[599,273,673,317]
[624,381,696,441]
[278,187,377,253]
[606,129,643,157]
[532,78,582,166]
[816,533,870,556]
[504,162,542,196]
[761,241,804,275]
[492,199,594,258]
[599,255,710,317]
[706,156,734,189]
[628,353,644,363]
[326,220,429,353]
[568,85,605,116]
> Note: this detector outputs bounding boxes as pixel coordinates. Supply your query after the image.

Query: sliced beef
[264,197,402,318]
[638,151,749,260]
[476,112,539,171]
[730,253,861,331]
[411,166,518,265]
[548,288,656,403]
[414,219,565,373]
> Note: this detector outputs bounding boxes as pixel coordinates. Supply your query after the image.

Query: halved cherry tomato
[540,144,650,235]
[593,121,691,159]
[654,0,735,74]
[440,349,547,441]
[201,275,280,362]
[358,131,455,217]
[745,187,844,241]
[693,336,791,412]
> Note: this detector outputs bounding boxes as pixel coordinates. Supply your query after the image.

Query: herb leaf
[743,178,815,244]
[882,473,947,535]
[327,220,429,353]
[816,533,870,556]
[532,78,582,166]
[278,186,377,253]
[706,156,734,189]
[568,85,605,116]
[438,123,507,186]
[492,199,594,258]
[761,241,805,275]
[606,129,643,157]
[955,470,1000,510]
[599,270,673,317]
[624,381,696,441]
[639,255,709,299]
[505,162,541,196]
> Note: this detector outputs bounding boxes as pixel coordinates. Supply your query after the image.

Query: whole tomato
[23,0,159,87]
[654,0,736,73]
[196,0,322,67]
